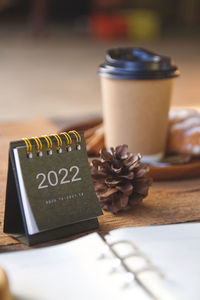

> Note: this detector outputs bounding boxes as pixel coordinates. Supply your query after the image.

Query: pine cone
[91,145,152,213]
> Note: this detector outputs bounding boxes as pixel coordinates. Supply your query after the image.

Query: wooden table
[1,118,200,253]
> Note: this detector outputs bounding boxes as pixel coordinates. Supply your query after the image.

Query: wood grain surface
[0,119,200,252]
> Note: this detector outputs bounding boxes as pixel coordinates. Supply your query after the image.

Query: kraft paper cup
[99,47,179,163]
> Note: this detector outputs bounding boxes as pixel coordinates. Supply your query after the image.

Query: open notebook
[0,223,199,300]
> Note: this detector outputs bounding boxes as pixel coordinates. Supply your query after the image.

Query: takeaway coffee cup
[99,47,179,163]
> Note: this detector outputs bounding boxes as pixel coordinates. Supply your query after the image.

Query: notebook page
[105,223,200,300]
[0,233,151,300]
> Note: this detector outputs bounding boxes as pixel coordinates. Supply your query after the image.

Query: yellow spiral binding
[57,134,62,148]
[32,137,43,155]
[68,130,81,146]
[23,138,32,156]
[60,132,72,149]
[22,130,81,156]
[42,135,53,153]
[50,134,62,151]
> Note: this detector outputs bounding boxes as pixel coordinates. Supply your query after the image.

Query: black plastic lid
[99,47,179,80]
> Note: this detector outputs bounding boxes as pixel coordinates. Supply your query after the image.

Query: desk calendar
[4,131,102,245]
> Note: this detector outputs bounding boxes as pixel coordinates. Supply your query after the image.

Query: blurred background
[0,0,200,123]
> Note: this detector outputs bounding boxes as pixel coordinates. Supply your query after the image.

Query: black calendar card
[4,132,103,245]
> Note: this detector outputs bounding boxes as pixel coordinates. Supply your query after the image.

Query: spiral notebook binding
[23,131,82,158]
[102,239,163,300]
